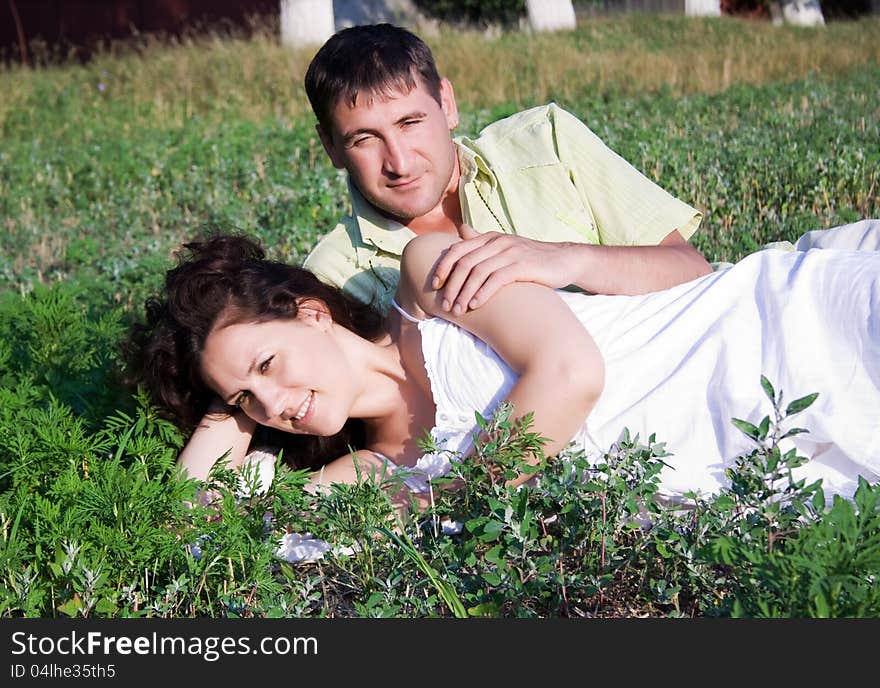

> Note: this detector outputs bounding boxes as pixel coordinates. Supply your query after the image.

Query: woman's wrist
[178,401,257,481]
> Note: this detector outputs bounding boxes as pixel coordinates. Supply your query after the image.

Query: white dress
[392,246,880,501]
[274,222,880,562]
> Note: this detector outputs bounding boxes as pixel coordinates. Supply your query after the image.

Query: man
[302,23,713,314]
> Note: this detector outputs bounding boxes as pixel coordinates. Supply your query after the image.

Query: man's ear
[439,77,459,131]
[316,123,345,169]
[296,298,333,330]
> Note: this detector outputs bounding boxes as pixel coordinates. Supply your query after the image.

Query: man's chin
[370,194,441,224]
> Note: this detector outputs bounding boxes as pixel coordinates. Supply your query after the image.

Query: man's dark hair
[304,23,442,134]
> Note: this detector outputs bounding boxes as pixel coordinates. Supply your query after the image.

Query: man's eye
[259,356,273,374]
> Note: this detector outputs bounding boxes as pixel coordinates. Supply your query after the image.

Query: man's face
[318,77,460,224]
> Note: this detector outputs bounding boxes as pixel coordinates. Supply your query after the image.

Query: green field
[0,15,878,618]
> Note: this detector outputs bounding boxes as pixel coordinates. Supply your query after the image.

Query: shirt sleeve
[301,219,373,300]
[302,222,354,288]
[550,104,702,246]
[301,218,399,312]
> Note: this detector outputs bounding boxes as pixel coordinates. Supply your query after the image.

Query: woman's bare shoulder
[401,233,459,286]
[397,233,460,318]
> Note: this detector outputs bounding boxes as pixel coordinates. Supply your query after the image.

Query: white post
[685,0,721,16]
[780,0,826,26]
[525,0,577,33]
[280,0,335,49]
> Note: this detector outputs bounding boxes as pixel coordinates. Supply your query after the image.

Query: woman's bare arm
[178,406,419,518]
[307,450,429,522]
[177,398,256,482]
[398,232,606,487]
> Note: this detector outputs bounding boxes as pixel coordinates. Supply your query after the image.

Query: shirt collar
[456,138,498,189]
[349,141,498,256]
[348,178,414,258]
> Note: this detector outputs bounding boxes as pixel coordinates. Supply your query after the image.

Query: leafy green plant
[686,377,880,617]
[0,19,878,618]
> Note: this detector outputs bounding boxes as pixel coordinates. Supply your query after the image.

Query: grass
[0,15,878,618]
[3,15,878,124]
[1,16,877,302]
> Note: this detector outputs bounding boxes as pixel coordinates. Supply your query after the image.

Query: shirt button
[458,414,469,423]
[440,413,449,421]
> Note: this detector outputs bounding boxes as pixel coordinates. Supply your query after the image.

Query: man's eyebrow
[396,110,427,121]
[395,110,427,125]
[341,112,428,144]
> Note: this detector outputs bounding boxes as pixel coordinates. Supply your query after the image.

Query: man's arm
[564,228,711,295]
[435,104,710,311]
[431,224,711,315]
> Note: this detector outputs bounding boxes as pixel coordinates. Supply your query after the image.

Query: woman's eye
[259,356,274,374]
[234,391,251,408]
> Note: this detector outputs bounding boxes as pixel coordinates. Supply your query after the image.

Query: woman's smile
[278,389,316,429]
[293,390,315,422]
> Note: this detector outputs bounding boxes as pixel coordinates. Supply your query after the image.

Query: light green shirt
[302,103,702,313]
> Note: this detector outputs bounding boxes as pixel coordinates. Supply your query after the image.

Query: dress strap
[389,298,424,323]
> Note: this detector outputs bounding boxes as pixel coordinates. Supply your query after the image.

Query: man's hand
[430,225,712,308]
[431,224,578,314]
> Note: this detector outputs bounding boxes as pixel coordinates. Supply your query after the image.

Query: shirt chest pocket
[497,163,600,245]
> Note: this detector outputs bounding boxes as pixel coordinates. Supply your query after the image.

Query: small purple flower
[97,82,105,92]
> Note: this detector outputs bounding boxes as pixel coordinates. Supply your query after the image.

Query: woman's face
[199,308,357,436]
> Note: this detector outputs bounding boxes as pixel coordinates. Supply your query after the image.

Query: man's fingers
[432,235,569,312]
[432,234,493,289]
[466,267,519,310]
[458,223,479,240]
[439,244,507,309]
[437,255,472,310]
[431,242,467,289]
[443,253,513,314]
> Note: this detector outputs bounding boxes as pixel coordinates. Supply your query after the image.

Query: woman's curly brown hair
[124,233,385,471]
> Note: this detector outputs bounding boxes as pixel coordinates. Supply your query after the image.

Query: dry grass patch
[1,15,877,129]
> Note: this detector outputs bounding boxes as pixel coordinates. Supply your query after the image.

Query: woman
[128,230,880,515]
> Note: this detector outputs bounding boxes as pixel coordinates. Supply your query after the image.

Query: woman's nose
[257,388,290,421]
[278,404,296,421]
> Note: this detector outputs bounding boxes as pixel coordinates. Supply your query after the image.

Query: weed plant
[0,17,878,617]
[2,336,878,618]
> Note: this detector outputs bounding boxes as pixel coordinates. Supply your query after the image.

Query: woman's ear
[295,298,333,330]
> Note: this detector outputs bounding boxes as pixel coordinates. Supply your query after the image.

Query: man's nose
[383,134,411,177]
